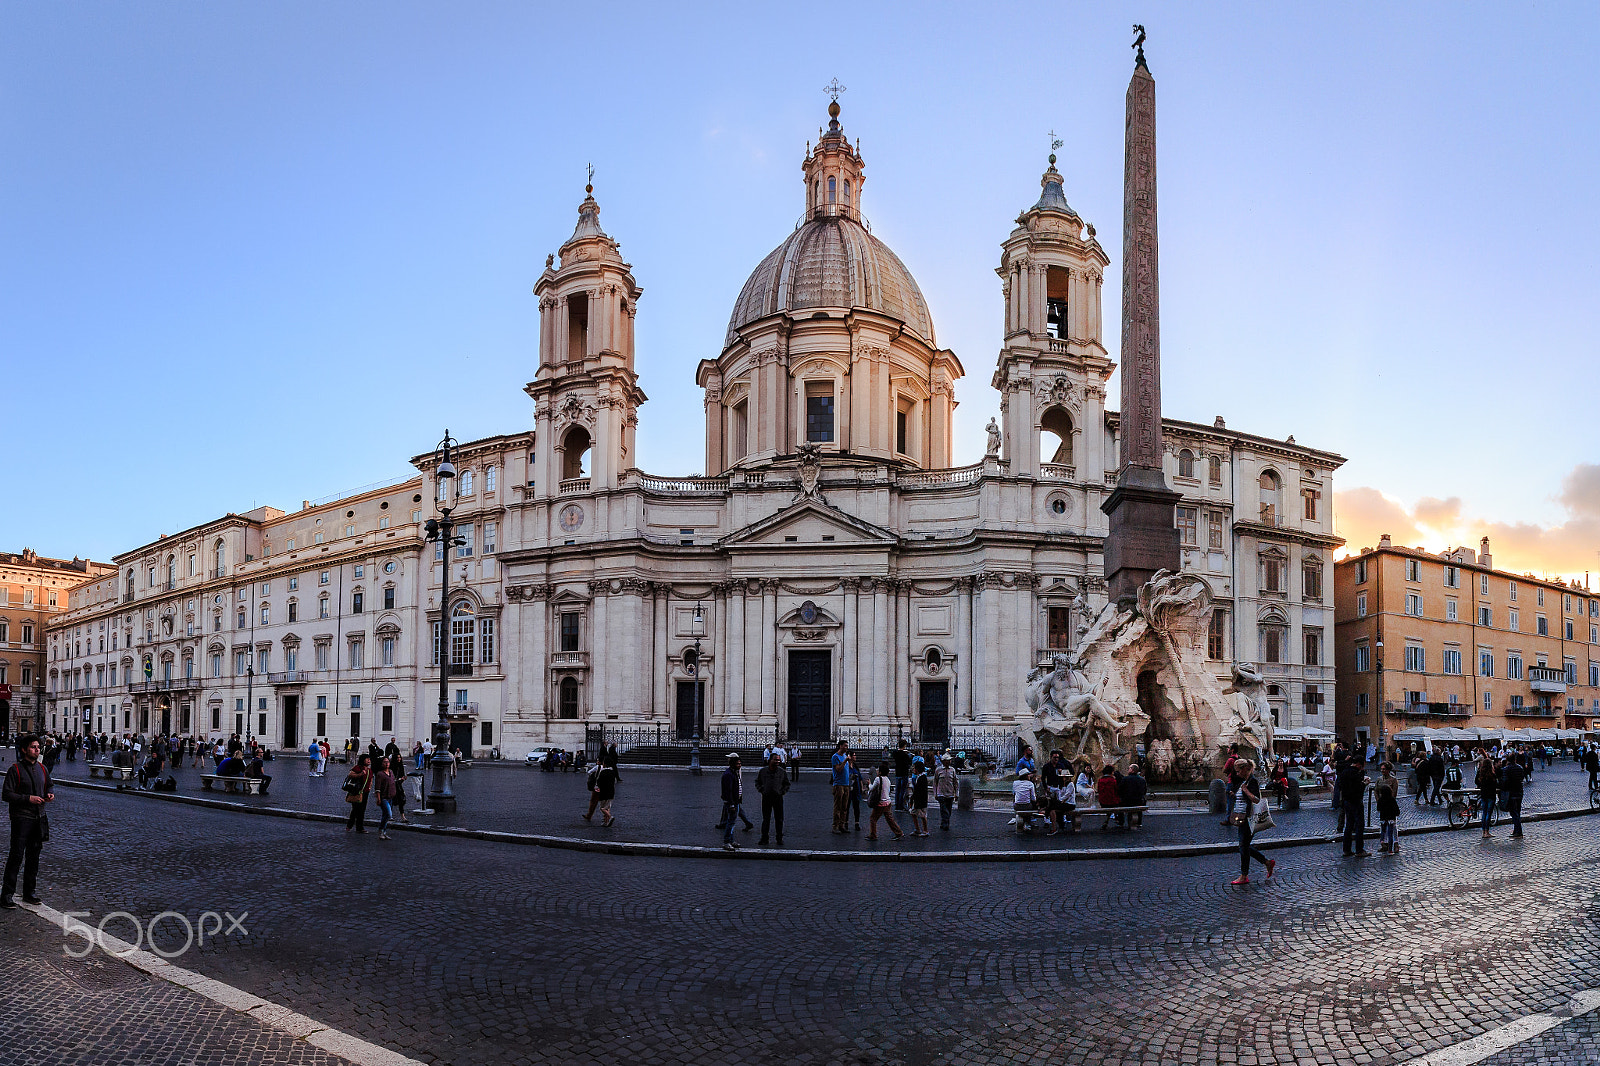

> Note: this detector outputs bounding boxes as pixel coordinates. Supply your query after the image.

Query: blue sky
[3,3,1597,578]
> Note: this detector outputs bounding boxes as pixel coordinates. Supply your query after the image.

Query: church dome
[724,216,936,348]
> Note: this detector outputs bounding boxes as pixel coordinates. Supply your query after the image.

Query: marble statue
[1221,662,1275,764]
[985,418,1002,456]
[1022,653,1147,771]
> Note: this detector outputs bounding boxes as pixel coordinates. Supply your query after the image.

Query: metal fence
[582,722,1020,763]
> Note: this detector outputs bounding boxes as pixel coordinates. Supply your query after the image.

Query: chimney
[1378,533,1392,548]
[1478,536,1492,570]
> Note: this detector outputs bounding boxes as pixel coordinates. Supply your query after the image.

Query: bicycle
[1443,788,1496,830]
[1589,780,1599,811]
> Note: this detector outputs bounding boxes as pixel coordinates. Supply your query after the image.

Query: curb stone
[53,777,1598,863]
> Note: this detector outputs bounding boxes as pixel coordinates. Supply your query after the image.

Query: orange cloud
[1336,463,1600,584]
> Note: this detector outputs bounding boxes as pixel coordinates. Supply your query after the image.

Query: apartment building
[0,549,114,736]
[46,481,434,748]
[1334,535,1599,748]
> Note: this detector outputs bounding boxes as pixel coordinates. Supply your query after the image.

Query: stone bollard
[957,777,974,811]
[1285,777,1301,811]
[1208,778,1228,814]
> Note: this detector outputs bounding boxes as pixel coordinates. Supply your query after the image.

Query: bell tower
[991,150,1113,483]
[525,182,646,497]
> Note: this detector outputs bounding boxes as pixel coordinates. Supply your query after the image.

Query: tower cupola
[802,96,864,222]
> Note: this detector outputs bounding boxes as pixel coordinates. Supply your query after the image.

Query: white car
[525,746,563,766]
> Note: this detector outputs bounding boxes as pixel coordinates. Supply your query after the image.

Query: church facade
[463,96,1346,757]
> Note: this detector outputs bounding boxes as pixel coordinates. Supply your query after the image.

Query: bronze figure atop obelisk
[1101,28,1181,605]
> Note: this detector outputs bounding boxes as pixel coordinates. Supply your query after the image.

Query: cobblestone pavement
[3,784,1598,1065]
[0,909,355,1065]
[40,753,1600,854]
[1480,1013,1600,1065]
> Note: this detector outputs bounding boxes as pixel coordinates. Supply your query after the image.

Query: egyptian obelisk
[1102,32,1181,605]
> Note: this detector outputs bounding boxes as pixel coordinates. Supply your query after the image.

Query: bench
[87,764,133,783]
[200,774,266,795]
[1068,804,1149,832]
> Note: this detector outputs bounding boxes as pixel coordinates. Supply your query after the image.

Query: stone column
[842,578,859,721]
[872,579,890,722]
[652,586,668,720]
[590,581,609,717]
[979,573,1002,722]
[759,580,777,725]
[955,577,974,721]
[729,583,746,718]
[897,580,912,725]
[1102,51,1180,605]
[528,588,548,727]
[712,587,727,723]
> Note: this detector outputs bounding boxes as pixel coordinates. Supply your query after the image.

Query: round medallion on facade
[558,504,585,532]
[799,600,819,625]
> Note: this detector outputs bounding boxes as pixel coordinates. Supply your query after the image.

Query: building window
[1177,507,1198,546]
[1479,606,1492,627]
[1198,608,1223,660]
[1261,555,1283,593]
[1261,626,1284,663]
[560,612,581,652]
[315,643,329,671]
[1355,558,1368,584]
[805,385,834,443]
[484,522,497,554]
[287,601,297,623]
[351,695,361,710]
[319,596,329,619]
[237,608,246,628]
[1356,692,1369,714]
[1207,512,1225,549]
[1356,592,1367,618]
[1483,691,1493,712]
[235,650,247,675]
[1537,587,1545,607]
[352,592,364,614]
[319,570,329,585]
[1509,581,1518,601]
[1177,449,1195,478]
[211,653,222,677]
[460,470,473,495]
[1405,559,1421,582]
[480,619,495,664]
[1303,629,1322,666]
[1446,598,1458,622]
[485,466,497,493]
[384,587,396,610]
[285,646,298,671]
[1047,606,1073,650]
[1208,454,1222,484]
[1404,645,1425,672]
[450,602,476,669]
[1302,558,1323,600]
[1509,609,1520,632]
[1443,566,1459,588]
[1537,615,1548,636]
[1355,643,1370,672]
[1302,489,1319,521]
[1405,593,1423,616]
[349,640,363,670]
[1479,650,1493,677]
[1442,648,1462,675]
[1565,619,1574,640]
[559,676,579,719]
[1507,654,1523,679]
[1302,684,1322,715]
[896,409,909,455]
[457,524,474,558]
[382,636,395,667]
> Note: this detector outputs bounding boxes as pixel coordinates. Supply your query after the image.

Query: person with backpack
[867,763,904,840]
[582,759,605,822]
[755,751,789,846]
[1228,759,1275,885]
[343,754,372,833]
[592,761,617,829]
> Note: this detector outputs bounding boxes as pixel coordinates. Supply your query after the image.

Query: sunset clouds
[1335,464,1600,584]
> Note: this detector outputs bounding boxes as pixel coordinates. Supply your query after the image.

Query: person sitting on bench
[245,755,271,791]
[1013,772,1042,833]
[1117,763,1147,829]
[216,754,246,777]
[1096,766,1125,826]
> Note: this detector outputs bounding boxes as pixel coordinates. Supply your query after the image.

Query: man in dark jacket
[892,740,913,811]
[1584,745,1599,791]
[755,752,790,847]
[1338,759,1369,857]
[1118,764,1148,829]
[1425,751,1447,805]
[2,736,54,907]
[1498,755,1526,838]
[720,754,744,851]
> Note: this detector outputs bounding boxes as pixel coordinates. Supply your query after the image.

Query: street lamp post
[688,601,704,776]
[422,430,465,814]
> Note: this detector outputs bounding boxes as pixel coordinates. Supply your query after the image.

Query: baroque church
[443,91,1346,756]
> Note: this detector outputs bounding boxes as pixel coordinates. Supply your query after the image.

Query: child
[910,758,930,836]
[1377,781,1400,854]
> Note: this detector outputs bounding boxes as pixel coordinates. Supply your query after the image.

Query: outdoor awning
[1391,727,1434,740]
[1299,727,1336,739]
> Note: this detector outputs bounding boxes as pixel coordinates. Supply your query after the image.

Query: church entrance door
[787,651,831,743]
[918,681,949,746]
[675,681,704,741]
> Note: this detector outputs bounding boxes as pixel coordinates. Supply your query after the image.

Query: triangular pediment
[721,499,897,551]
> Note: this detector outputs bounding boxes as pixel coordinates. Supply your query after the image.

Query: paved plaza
[1,776,1598,1065]
[36,755,1600,855]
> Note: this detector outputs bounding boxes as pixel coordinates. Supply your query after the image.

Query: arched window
[166,556,175,586]
[450,601,476,673]
[843,180,851,204]
[559,676,580,719]
[561,426,591,480]
[460,470,473,495]
[1258,469,1282,524]
[827,176,836,203]
[1040,407,1073,468]
[126,571,134,599]
[1208,454,1222,484]
[1178,449,1195,478]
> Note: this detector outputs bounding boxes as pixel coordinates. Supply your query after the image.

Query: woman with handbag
[866,763,903,841]
[343,754,373,833]
[1230,759,1275,885]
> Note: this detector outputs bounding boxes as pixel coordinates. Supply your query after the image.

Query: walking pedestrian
[1475,753,1498,839]
[848,753,864,830]
[866,764,903,840]
[593,760,617,828]
[788,742,801,782]
[909,758,930,836]
[892,740,913,811]
[1,736,54,908]
[307,739,322,777]
[1377,780,1400,854]
[343,754,372,833]
[1338,757,1369,856]
[1228,759,1274,885]
[830,741,851,833]
[721,754,744,851]
[755,751,789,846]
[1498,753,1525,838]
[1583,744,1599,792]
[934,754,958,831]
[372,756,398,840]
[583,759,604,822]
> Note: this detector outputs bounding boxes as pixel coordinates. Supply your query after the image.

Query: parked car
[525,746,563,767]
